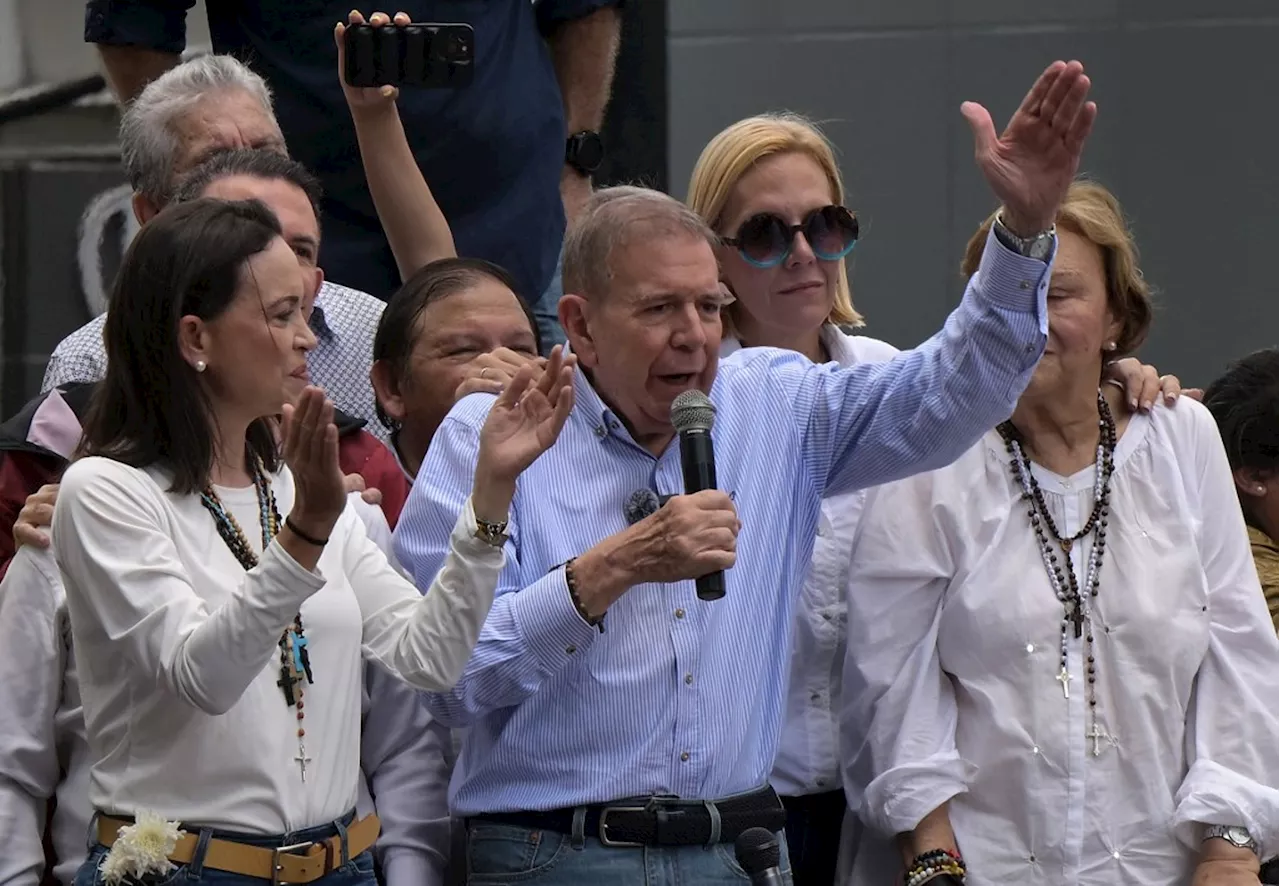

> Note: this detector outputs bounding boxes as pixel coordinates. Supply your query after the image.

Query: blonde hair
[686,112,863,331]
[960,180,1153,356]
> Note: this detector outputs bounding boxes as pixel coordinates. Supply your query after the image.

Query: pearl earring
[1104,341,1117,351]
[1258,485,1267,495]
[194,360,207,372]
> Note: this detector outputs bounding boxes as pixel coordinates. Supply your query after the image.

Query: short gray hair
[120,55,279,206]
[562,185,717,299]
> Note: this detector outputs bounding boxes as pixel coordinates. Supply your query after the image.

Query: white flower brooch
[99,812,185,885]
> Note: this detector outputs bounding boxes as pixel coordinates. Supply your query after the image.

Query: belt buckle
[270,841,316,886]
[597,806,646,848]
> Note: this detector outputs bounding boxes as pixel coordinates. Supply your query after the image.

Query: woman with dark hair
[371,257,542,481]
[1203,347,1279,629]
[53,197,575,885]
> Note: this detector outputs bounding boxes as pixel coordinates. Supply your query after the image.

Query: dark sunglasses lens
[737,215,790,265]
[807,206,859,260]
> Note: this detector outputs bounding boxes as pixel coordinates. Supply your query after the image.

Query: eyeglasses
[721,205,859,269]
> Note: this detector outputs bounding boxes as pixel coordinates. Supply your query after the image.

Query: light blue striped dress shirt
[393,227,1053,816]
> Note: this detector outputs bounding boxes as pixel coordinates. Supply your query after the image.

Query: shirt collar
[1249,524,1278,555]
[309,282,338,342]
[719,324,854,366]
[563,344,643,445]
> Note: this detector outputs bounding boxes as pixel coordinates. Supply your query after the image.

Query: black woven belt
[469,785,786,848]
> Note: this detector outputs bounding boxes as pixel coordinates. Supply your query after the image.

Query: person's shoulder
[1,543,63,608]
[442,392,498,433]
[1146,395,1219,451]
[317,280,387,328]
[839,333,900,364]
[51,314,108,357]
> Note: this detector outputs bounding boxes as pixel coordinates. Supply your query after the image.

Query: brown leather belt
[96,813,380,884]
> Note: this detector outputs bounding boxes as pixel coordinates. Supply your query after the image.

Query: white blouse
[840,400,1279,885]
[53,456,502,835]
[721,325,901,797]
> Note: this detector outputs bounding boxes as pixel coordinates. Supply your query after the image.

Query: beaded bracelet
[905,848,966,886]
[564,558,605,632]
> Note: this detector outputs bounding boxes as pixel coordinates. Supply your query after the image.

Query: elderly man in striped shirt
[395,61,1097,886]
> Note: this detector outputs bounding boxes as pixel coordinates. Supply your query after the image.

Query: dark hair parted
[372,257,540,430]
[1203,347,1278,474]
[79,197,284,493]
[960,180,1154,357]
[172,148,323,222]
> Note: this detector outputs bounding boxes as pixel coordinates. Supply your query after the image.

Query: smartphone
[343,22,475,89]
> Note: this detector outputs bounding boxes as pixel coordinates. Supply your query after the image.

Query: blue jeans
[531,250,567,355]
[76,814,377,886]
[465,822,794,885]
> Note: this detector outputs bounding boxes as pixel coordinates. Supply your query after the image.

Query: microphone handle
[680,429,725,601]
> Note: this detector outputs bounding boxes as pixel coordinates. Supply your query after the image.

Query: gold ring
[480,367,491,380]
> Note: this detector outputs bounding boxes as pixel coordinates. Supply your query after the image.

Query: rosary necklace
[199,460,315,781]
[998,390,1116,757]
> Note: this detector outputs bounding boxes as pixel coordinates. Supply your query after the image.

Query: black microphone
[734,827,785,886]
[624,488,661,526]
[670,389,724,601]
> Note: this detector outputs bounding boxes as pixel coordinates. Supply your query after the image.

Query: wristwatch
[1203,824,1259,856]
[993,213,1055,262]
[565,130,605,176]
[474,516,509,547]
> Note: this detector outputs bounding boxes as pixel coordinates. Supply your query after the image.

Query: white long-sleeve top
[52,457,501,835]
[840,399,1280,885]
[721,325,900,797]
[0,493,457,884]
[0,544,89,886]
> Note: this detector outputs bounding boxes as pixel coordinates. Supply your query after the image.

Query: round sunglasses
[721,204,859,269]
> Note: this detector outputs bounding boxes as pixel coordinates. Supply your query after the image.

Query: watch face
[1227,826,1252,846]
[569,132,605,173]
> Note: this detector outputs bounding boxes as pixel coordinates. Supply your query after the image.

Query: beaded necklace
[199,460,315,781]
[998,390,1117,757]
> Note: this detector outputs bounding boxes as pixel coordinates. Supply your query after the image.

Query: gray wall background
[668,1,1278,386]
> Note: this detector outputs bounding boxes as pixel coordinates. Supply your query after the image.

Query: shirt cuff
[509,567,601,677]
[259,538,328,599]
[380,848,445,886]
[973,224,1053,333]
[861,754,976,837]
[84,0,190,53]
[1174,758,1280,860]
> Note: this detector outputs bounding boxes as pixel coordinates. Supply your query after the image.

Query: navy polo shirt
[86,0,615,302]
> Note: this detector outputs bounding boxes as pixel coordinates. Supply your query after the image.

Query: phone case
[343,22,475,89]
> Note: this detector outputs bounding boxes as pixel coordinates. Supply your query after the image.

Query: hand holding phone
[339,10,474,90]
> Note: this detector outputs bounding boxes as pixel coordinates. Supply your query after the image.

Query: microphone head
[624,488,661,526]
[670,388,716,434]
[734,827,781,874]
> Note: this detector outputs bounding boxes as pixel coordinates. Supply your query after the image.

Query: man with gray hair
[42,54,387,442]
[392,61,1097,883]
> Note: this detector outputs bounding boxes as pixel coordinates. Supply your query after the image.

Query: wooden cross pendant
[1055,667,1072,699]
[1070,602,1085,638]
[277,666,300,706]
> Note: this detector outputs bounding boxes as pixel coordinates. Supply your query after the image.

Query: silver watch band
[993,214,1055,262]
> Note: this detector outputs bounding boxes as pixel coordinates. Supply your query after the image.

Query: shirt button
[810,691,821,702]
[1112,851,1121,859]
[1026,643,1035,653]
[1031,745,1040,754]
[684,673,694,685]
[1020,280,1031,290]
[565,645,577,655]
[679,751,690,762]
[594,425,606,438]
[1025,343,1036,353]
[1029,854,1037,863]
[674,608,685,619]
[816,778,826,787]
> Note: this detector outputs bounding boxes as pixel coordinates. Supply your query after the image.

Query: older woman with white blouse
[840,181,1279,886]
[52,197,575,886]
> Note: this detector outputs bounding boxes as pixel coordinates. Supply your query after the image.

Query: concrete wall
[668,1,1278,386]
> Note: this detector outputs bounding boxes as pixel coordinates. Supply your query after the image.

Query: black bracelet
[285,516,329,547]
[564,558,605,632]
